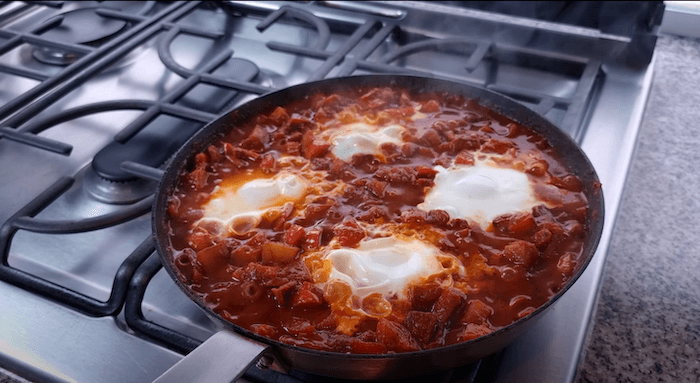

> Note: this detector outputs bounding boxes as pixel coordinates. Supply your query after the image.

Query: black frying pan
[151,75,604,382]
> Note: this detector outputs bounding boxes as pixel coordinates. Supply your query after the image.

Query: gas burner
[32,46,81,66]
[32,7,128,66]
[83,165,157,205]
[255,68,293,90]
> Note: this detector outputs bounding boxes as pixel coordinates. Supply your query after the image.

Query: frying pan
[151,75,604,382]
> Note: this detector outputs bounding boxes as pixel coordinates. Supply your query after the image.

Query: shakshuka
[164,86,593,354]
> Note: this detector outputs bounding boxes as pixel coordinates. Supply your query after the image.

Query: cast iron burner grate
[31,7,132,65]
[0,1,167,122]
[0,2,609,382]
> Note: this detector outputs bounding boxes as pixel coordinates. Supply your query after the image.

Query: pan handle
[153,330,281,383]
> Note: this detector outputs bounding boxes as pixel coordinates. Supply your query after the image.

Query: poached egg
[418,159,541,228]
[325,122,405,161]
[315,236,463,323]
[194,169,307,236]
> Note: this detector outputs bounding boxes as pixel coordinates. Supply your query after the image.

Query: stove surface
[0,2,657,382]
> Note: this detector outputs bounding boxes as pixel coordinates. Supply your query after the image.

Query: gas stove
[0,2,662,382]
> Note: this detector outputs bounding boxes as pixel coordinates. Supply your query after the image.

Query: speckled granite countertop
[1,33,698,383]
[575,34,700,382]
[0,372,27,383]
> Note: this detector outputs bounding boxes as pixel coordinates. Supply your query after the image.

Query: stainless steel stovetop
[0,1,660,382]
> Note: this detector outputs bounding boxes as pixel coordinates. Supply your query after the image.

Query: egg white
[194,171,307,236]
[418,159,541,228]
[327,122,405,161]
[324,237,451,300]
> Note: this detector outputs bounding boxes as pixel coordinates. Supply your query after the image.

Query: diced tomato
[289,117,314,131]
[271,281,297,306]
[260,153,276,173]
[250,324,276,338]
[321,94,340,107]
[550,175,583,192]
[564,220,584,237]
[167,196,180,216]
[386,106,415,118]
[403,311,439,344]
[196,242,229,274]
[415,165,437,179]
[532,228,553,249]
[426,209,449,226]
[301,132,329,159]
[359,88,393,107]
[191,267,204,283]
[261,241,300,265]
[290,282,324,308]
[459,323,493,341]
[315,313,337,331]
[332,218,365,247]
[187,230,213,251]
[285,141,301,156]
[422,99,440,113]
[410,284,443,311]
[493,212,536,235]
[300,203,332,223]
[284,317,315,335]
[503,240,539,267]
[194,152,207,169]
[451,134,483,152]
[366,179,387,197]
[356,206,389,224]
[420,128,442,146]
[284,224,306,247]
[230,244,261,267]
[461,300,494,324]
[455,150,475,165]
[329,158,346,177]
[244,263,280,285]
[303,229,322,250]
[506,122,520,137]
[557,252,577,276]
[400,208,427,224]
[241,126,269,151]
[349,339,387,354]
[186,168,208,191]
[207,145,223,163]
[481,138,514,154]
[433,288,465,322]
[526,160,549,177]
[376,318,420,352]
[269,106,290,125]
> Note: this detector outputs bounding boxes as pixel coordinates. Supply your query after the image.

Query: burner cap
[83,165,157,205]
[33,7,127,65]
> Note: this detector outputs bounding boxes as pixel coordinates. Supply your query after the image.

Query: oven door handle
[152,330,287,383]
